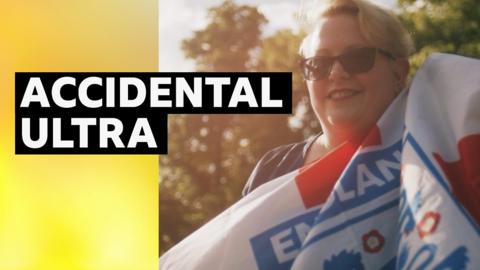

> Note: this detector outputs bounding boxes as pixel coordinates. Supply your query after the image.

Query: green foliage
[181,0,267,71]
[159,1,317,255]
[399,0,480,75]
[159,0,480,256]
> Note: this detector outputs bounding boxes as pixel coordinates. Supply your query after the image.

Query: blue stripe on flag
[404,133,480,235]
[403,133,450,191]
[315,141,402,222]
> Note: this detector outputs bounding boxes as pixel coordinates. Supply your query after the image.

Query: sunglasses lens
[339,47,376,74]
[302,57,332,80]
[301,47,378,80]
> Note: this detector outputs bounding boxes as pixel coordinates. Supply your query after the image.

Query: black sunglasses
[300,47,395,81]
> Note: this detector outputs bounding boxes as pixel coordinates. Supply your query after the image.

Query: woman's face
[305,15,402,138]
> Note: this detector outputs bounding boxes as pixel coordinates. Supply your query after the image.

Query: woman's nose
[328,60,350,80]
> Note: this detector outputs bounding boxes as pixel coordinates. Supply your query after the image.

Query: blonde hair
[299,0,414,58]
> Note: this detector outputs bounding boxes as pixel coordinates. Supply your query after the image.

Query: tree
[181,0,267,72]
[158,1,320,256]
[399,0,480,74]
[159,0,270,255]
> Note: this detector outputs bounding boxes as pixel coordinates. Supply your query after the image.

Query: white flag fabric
[160,53,480,270]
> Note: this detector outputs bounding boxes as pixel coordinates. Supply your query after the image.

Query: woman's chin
[326,110,361,127]
[326,111,379,142]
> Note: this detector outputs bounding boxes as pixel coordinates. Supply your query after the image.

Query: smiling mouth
[327,89,361,100]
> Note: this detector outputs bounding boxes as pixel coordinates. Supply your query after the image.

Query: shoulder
[242,138,314,196]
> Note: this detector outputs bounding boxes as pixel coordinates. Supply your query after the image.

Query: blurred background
[0,0,157,269]
[158,0,480,255]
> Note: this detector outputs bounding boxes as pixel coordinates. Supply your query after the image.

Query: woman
[243,0,412,196]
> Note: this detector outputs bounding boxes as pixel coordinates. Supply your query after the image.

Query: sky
[159,0,396,72]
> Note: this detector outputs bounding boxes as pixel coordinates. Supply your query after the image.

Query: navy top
[242,134,320,196]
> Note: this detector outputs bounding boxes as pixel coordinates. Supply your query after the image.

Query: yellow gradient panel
[0,1,158,269]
